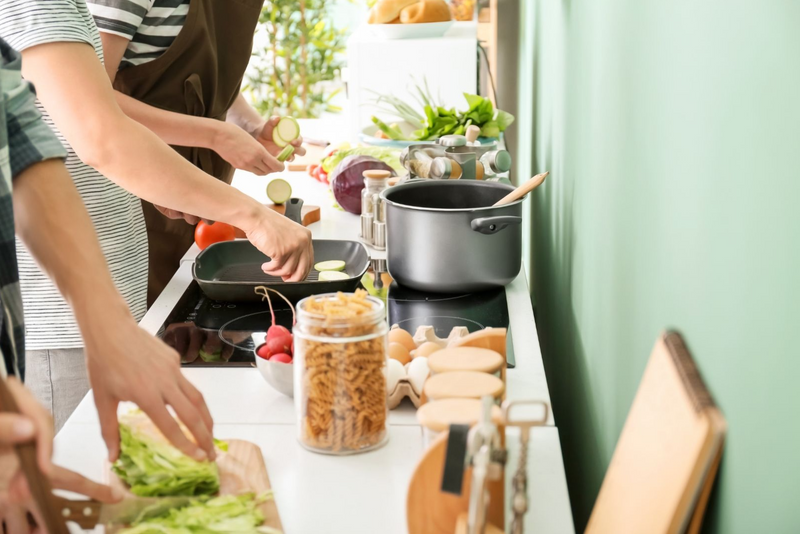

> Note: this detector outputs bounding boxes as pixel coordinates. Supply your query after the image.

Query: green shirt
[0,38,66,378]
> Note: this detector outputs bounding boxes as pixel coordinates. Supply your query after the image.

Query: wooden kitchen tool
[449,328,508,385]
[407,431,504,534]
[424,371,505,402]
[585,331,726,534]
[427,347,504,375]
[493,171,549,206]
[106,439,283,531]
[0,378,70,534]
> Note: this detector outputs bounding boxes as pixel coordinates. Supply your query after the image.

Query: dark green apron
[113,0,263,304]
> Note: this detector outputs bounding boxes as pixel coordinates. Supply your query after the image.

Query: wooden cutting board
[234,203,321,237]
[107,439,282,531]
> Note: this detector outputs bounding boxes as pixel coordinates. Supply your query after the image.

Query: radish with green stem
[253,286,295,361]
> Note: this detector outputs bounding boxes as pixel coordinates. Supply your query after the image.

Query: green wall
[520,1,800,532]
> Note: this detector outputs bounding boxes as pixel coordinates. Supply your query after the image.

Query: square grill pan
[193,239,369,302]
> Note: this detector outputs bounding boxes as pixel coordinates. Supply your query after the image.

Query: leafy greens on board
[118,493,278,534]
[113,417,222,497]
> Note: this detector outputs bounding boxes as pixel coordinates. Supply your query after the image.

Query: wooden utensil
[449,328,508,386]
[407,430,505,534]
[0,378,70,534]
[493,171,549,206]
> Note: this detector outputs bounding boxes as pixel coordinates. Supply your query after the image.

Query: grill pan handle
[470,215,522,235]
[284,198,304,224]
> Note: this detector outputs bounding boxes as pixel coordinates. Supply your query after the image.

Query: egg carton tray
[387,325,507,410]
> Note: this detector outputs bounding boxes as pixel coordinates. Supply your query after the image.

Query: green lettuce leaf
[118,493,276,534]
[112,422,221,497]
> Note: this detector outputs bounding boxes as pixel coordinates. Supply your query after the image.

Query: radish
[269,353,293,364]
[267,334,293,356]
[254,286,296,360]
[267,325,291,340]
[256,344,272,359]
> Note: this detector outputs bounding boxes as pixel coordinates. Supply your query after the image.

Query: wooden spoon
[493,171,549,206]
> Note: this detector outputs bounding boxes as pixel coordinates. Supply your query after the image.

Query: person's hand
[215,121,284,175]
[243,207,313,282]
[255,116,307,161]
[0,378,122,531]
[83,320,216,463]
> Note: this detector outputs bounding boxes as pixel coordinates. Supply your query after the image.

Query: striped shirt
[87,0,189,69]
[0,38,67,377]
[0,0,149,351]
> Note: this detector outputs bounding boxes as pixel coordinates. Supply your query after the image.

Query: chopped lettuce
[322,146,402,175]
[113,420,222,497]
[118,493,278,534]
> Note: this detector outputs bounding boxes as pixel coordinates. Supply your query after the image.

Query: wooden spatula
[493,172,549,206]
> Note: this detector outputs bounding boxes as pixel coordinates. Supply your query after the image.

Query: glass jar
[361,170,390,217]
[293,291,389,455]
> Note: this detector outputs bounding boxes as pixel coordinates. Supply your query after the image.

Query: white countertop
[56,164,573,533]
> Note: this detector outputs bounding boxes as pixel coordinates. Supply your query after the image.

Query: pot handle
[470,215,522,235]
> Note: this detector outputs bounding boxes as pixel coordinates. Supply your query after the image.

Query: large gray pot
[380,180,522,293]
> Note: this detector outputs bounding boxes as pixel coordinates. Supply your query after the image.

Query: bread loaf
[400,0,452,24]
[368,0,421,24]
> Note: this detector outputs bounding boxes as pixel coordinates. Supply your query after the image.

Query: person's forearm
[21,42,265,231]
[13,160,133,330]
[225,93,266,136]
[114,91,218,150]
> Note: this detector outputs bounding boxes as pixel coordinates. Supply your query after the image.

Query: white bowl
[368,20,455,40]
[255,347,294,398]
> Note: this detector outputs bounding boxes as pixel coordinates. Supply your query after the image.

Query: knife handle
[50,496,103,529]
[0,379,70,534]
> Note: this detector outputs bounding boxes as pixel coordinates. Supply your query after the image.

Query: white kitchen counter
[56,166,573,533]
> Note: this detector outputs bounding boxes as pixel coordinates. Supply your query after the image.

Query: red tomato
[319,169,328,184]
[194,221,236,250]
[307,164,319,178]
[269,353,293,364]
[313,166,323,182]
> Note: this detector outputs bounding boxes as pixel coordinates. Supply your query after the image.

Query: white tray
[367,20,455,40]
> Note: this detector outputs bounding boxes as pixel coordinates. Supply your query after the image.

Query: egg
[386,358,405,394]
[408,357,430,395]
[388,327,417,352]
[388,342,411,365]
[414,341,442,359]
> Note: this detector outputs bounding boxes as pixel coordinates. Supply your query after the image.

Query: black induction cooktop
[157,277,514,367]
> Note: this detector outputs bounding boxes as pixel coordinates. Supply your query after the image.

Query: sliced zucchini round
[314,260,346,272]
[318,271,349,281]
[266,178,292,205]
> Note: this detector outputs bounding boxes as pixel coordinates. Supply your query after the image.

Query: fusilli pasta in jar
[293,290,389,454]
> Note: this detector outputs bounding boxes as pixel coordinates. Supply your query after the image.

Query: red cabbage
[330,155,395,214]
